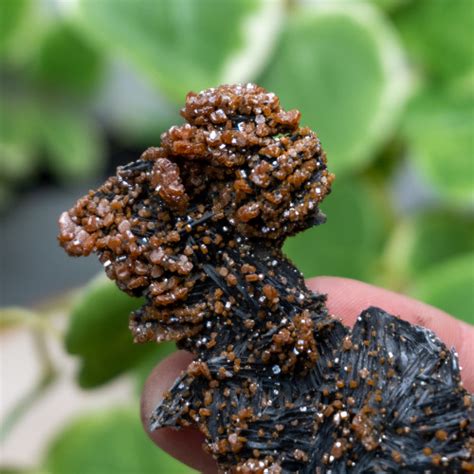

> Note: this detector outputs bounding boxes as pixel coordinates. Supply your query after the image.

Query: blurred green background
[0,0,472,473]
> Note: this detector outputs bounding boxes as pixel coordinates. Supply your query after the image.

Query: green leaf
[0,97,39,181]
[0,142,34,181]
[134,342,176,394]
[41,107,105,182]
[261,3,410,175]
[0,179,12,212]
[33,22,104,96]
[369,0,412,13]
[284,177,387,282]
[403,87,474,206]
[44,407,195,474]
[395,0,474,82]
[0,469,47,474]
[408,212,474,274]
[410,253,474,325]
[66,277,161,388]
[76,0,283,101]
[380,212,474,290]
[0,0,30,54]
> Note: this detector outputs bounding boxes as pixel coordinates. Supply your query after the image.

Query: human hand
[141,276,474,473]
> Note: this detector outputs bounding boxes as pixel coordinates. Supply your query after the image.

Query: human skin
[141,276,474,473]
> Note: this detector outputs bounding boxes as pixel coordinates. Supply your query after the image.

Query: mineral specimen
[59,84,473,473]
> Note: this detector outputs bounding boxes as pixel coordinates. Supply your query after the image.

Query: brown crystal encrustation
[59,84,473,473]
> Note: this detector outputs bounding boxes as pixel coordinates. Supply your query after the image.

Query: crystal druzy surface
[59,84,473,473]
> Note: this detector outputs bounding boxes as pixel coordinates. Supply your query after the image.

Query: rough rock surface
[59,84,473,473]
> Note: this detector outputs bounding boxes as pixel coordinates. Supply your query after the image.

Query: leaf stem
[377,218,415,291]
[0,327,57,441]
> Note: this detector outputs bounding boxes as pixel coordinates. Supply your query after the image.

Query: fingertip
[140,350,218,473]
[140,278,473,474]
[306,276,373,326]
[307,276,474,392]
[141,350,193,423]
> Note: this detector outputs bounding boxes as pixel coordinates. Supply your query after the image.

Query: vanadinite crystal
[59,84,473,473]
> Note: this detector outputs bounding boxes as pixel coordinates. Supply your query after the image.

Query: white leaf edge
[220,0,285,85]
[296,1,414,170]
